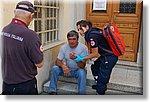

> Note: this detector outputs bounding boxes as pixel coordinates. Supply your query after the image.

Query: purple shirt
[1,19,43,84]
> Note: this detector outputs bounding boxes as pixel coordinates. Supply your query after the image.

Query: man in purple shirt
[1,1,44,95]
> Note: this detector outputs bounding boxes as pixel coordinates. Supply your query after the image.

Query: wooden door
[86,0,142,61]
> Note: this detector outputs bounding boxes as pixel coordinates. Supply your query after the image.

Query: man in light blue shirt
[48,30,88,95]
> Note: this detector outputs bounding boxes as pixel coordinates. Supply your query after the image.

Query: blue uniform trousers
[91,54,118,95]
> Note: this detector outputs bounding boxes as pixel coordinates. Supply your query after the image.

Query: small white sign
[93,0,107,10]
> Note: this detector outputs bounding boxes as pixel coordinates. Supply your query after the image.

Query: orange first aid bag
[103,24,125,56]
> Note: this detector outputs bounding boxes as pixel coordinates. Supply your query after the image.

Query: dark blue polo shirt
[85,28,113,56]
[1,19,43,84]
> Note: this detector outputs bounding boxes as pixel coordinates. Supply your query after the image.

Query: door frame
[86,0,143,62]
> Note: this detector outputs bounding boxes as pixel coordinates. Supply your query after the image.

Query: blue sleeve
[89,36,98,48]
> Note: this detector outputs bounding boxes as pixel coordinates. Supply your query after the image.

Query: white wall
[60,0,86,43]
[59,0,77,41]
[74,0,87,43]
[36,0,87,93]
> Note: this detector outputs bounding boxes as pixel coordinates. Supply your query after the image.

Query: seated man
[48,30,88,95]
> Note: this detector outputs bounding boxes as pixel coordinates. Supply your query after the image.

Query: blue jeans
[49,66,87,95]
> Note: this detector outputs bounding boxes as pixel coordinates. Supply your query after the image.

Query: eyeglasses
[77,27,83,31]
[68,38,77,40]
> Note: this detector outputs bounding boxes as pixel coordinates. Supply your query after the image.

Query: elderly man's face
[68,36,78,48]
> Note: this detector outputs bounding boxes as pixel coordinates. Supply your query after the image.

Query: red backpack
[102,24,125,56]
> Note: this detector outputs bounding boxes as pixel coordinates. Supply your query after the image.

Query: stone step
[57,77,142,94]
[116,61,142,69]
[43,81,138,95]
[57,63,143,94]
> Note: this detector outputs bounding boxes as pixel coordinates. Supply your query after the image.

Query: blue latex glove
[81,54,89,57]
[74,54,89,62]
[74,55,84,62]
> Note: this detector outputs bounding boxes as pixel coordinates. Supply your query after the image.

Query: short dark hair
[67,30,79,39]
[76,20,92,28]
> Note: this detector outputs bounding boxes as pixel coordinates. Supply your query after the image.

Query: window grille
[34,0,59,45]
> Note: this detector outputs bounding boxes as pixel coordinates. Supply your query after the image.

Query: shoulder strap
[98,45,113,54]
[90,28,103,36]
[85,28,103,41]
[86,27,113,54]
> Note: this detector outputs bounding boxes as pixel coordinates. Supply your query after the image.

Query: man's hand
[69,52,76,60]
[62,65,70,77]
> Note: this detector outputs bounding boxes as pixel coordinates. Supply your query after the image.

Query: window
[119,0,136,14]
[34,0,59,46]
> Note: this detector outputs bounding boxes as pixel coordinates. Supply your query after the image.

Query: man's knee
[77,69,87,77]
[51,66,60,73]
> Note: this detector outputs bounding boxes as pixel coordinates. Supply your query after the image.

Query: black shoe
[49,92,57,95]
[92,85,97,90]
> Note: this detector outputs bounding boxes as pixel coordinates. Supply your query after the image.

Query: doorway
[86,0,142,61]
